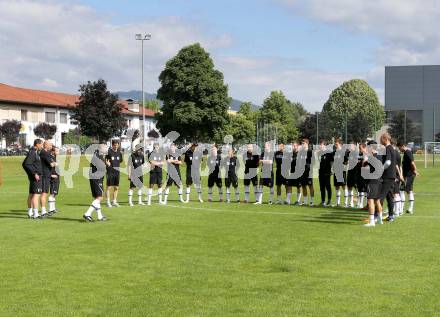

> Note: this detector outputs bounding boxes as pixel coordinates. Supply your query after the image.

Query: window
[45,112,55,123]
[60,113,68,124]
[21,110,28,121]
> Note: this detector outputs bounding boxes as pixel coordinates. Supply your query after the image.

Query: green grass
[1,156,440,316]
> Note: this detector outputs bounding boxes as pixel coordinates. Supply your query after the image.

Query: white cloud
[0,0,231,95]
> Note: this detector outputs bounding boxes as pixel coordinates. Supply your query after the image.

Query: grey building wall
[385,65,440,143]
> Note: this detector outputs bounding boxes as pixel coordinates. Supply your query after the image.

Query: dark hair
[396,142,405,147]
[112,139,120,145]
[367,140,377,146]
[335,138,342,145]
[34,139,43,146]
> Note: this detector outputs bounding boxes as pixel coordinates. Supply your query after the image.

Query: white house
[0,83,157,148]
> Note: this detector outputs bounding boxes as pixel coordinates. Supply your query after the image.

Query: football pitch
[1,156,440,316]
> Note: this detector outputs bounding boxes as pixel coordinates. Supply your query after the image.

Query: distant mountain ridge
[115,90,258,111]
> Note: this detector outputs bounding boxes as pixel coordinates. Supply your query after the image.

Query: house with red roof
[0,83,157,148]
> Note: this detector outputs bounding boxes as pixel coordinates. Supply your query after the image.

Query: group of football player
[22,132,418,227]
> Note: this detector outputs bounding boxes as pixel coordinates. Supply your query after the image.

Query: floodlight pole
[135,33,151,151]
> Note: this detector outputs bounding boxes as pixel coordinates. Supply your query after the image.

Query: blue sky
[1,0,439,111]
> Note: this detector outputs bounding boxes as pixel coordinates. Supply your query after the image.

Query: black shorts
[366,181,381,200]
[166,172,182,187]
[28,176,43,194]
[42,176,51,193]
[346,171,357,188]
[50,179,60,195]
[259,171,274,187]
[208,174,222,187]
[244,176,258,186]
[275,170,285,186]
[380,179,394,200]
[149,171,163,186]
[356,178,367,193]
[404,174,415,192]
[393,179,400,194]
[300,177,313,187]
[225,174,238,188]
[90,178,104,198]
[334,171,347,187]
[285,177,300,188]
[129,176,143,189]
[107,173,120,186]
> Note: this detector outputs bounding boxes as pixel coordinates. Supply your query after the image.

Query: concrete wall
[385,65,440,142]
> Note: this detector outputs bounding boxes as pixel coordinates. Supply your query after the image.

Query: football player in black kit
[355,144,367,209]
[346,142,358,208]
[224,147,240,203]
[333,138,348,207]
[148,142,165,205]
[48,146,60,214]
[83,142,108,222]
[363,140,383,227]
[22,139,43,219]
[128,144,145,206]
[105,140,123,208]
[184,143,204,203]
[392,141,404,216]
[163,143,184,204]
[256,142,275,204]
[207,145,223,202]
[318,140,333,206]
[39,140,57,217]
[380,133,398,222]
[243,144,260,203]
[286,142,302,205]
[397,142,419,214]
[298,139,315,206]
[274,143,285,204]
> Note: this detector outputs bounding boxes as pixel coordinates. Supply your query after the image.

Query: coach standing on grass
[22,139,43,219]
[39,141,56,218]
[380,133,398,222]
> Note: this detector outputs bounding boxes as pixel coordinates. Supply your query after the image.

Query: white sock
[208,187,213,200]
[369,214,375,226]
[148,188,153,205]
[186,187,191,202]
[269,187,274,202]
[285,192,292,204]
[48,198,55,211]
[158,188,163,203]
[164,188,170,204]
[400,191,406,211]
[137,189,143,203]
[106,190,111,204]
[33,208,39,218]
[409,191,414,212]
[218,187,223,200]
[178,187,183,202]
[235,188,240,201]
[258,186,263,203]
[85,199,100,217]
[276,195,282,202]
[28,207,33,217]
[226,188,231,201]
[244,186,250,202]
[310,196,314,204]
[336,189,341,205]
[344,188,348,205]
[349,190,354,206]
[41,207,46,215]
[296,192,302,203]
[128,189,133,204]
[303,196,308,205]
[358,193,364,208]
[197,186,203,200]
[253,186,258,202]
[96,206,103,220]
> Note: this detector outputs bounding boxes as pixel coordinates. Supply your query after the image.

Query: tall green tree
[33,123,57,140]
[226,113,255,145]
[156,43,230,142]
[322,79,385,143]
[258,91,300,143]
[0,120,21,146]
[299,112,333,144]
[63,128,92,148]
[387,111,417,144]
[238,101,257,123]
[72,79,127,142]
